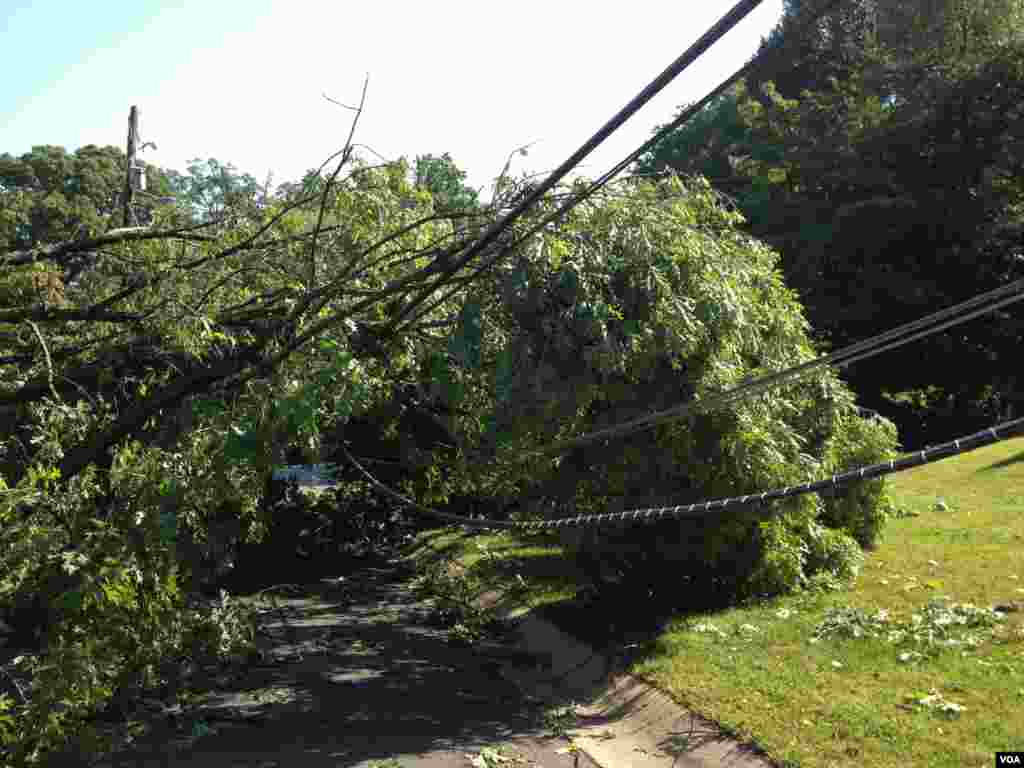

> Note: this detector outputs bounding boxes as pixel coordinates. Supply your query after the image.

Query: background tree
[875,0,1024,65]
[163,157,263,223]
[744,0,882,107]
[412,152,480,214]
[635,0,1024,448]
[0,144,178,251]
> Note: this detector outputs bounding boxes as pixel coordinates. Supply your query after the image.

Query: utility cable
[338,414,1024,531]
[503,276,1024,466]
[530,0,848,233]
[382,0,775,336]
[545,416,1024,528]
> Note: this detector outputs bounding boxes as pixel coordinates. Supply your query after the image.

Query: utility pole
[123,106,139,227]
[121,105,157,227]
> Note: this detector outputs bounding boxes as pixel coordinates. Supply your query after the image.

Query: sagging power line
[511,275,1024,467]
[339,415,1024,531]
[518,0,848,236]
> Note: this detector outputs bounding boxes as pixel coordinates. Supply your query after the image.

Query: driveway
[89,557,598,768]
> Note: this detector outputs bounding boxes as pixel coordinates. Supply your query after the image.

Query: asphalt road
[89,557,599,768]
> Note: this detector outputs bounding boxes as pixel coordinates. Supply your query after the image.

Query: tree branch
[0,223,218,268]
[308,74,370,287]
[0,306,144,324]
[48,343,271,488]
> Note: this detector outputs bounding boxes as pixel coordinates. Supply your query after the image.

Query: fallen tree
[0,124,898,763]
[0,103,544,761]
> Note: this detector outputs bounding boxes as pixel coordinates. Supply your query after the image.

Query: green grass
[403,435,1024,768]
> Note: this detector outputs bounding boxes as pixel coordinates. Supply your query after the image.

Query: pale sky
[2,0,783,201]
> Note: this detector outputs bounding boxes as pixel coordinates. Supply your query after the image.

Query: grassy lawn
[403,435,1024,768]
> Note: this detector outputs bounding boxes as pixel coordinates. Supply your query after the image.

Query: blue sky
[2,0,783,201]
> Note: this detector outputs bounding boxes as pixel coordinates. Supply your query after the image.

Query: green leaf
[192,398,226,419]
[335,378,369,419]
[223,423,261,465]
[494,347,514,405]
[59,589,83,614]
[445,378,465,409]
[697,299,722,327]
[481,412,516,450]
[429,351,447,381]
[549,239,569,269]
[159,508,178,544]
[448,299,482,370]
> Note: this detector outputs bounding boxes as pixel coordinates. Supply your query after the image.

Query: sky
[1,0,784,202]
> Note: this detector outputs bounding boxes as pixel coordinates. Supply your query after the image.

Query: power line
[538,417,1024,528]
[507,276,1024,466]
[383,0,777,335]
[339,415,1024,531]
[534,0,848,229]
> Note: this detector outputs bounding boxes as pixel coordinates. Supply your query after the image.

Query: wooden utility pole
[122,105,140,227]
[120,106,158,227]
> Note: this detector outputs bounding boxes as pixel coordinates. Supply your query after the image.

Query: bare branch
[290,210,459,320]
[350,143,394,164]
[1,223,218,268]
[492,140,540,201]
[389,235,522,337]
[25,320,60,403]
[178,188,326,270]
[0,306,144,324]
[2,326,138,373]
[167,265,272,319]
[52,345,269,487]
[308,74,370,287]
[219,285,295,317]
[322,91,360,111]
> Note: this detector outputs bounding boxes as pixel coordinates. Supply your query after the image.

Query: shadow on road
[91,559,587,768]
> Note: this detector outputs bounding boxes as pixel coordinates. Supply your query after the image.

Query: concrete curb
[483,592,779,768]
